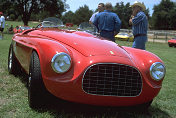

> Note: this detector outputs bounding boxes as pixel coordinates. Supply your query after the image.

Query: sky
[65,0,175,16]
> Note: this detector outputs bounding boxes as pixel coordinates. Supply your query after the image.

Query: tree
[0,0,67,26]
[152,0,176,30]
[0,0,16,20]
[114,2,132,29]
[61,11,75,24]
[13,0,41,25]
[73,5,93,26]
[40,0,67,18]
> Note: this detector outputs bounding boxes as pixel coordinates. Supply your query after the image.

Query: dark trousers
[100,30,115,42]
[132,36,147,50]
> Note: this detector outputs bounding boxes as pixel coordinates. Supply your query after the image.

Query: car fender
[122,46,165,88]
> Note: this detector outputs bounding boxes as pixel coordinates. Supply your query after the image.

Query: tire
[168,44,172,47]
[8,44,21,76]
[28,51,47,108]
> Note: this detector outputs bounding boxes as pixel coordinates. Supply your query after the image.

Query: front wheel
[28,51,47,108]
[168,44,172,47]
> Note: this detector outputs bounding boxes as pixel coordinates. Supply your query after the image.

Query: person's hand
[114,31,118,36]
[129,16,133,25]
[130,15,134,19]
[89,21,92,24]
[129,15,133,25]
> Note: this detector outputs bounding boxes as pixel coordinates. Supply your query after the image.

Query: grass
[0,29,176,117]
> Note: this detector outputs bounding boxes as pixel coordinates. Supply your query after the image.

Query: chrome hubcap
[9,49,12,69]
[28,73,31,88]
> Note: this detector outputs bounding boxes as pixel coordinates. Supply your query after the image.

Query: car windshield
[78,22,98,34]
[41,17,63,28]
[21,27,31,30]
[119,33,128,36]
[172,37,176,39]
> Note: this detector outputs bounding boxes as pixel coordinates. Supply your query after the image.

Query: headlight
[51,52,71,73]
[150,62,166,81]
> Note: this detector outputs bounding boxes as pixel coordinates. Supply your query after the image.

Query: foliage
[73,5,93,25]
[41,0,67,17]
[62,5,93,26]
[61,11,75,24]
[30,11,50,21]
[73,5,93,26]
[0,0,67,25]
[0,0,16,19]
[152,0,176,30]
[113,2,132,29]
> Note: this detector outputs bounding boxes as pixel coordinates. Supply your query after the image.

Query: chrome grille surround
[82,63,142,97]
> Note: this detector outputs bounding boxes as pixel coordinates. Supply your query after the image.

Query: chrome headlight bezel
[51,52,71,73]
[150,62,166,81]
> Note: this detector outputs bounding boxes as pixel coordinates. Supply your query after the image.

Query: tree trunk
[23,20,28,26]
[22,13,30,26]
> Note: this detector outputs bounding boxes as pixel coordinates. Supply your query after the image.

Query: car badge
[110,51,114,55]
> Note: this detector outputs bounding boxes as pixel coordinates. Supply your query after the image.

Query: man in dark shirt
[93,2,121,42]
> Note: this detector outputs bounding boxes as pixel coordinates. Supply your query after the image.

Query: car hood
[32,29,130,58]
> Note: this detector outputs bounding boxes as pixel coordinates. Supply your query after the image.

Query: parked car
[8,18,166,109]
[168,37,176,47]
[115,32,134,42]
[13,26,31,33]
[65,23,74,27]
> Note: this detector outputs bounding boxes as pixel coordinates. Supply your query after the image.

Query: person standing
[89,3,105,24]
[93,2,121,42]
[0,12,5,39]
[129,1,148,50]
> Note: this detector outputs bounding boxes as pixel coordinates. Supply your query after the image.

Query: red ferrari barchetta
[168,38,176,47]
[8,17,166,109]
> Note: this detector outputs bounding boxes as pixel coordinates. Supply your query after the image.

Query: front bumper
[44,74,161,106]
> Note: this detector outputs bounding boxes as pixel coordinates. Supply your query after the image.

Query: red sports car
[8,17,166,109]
[13,26,31,33]
[168,38,176,47]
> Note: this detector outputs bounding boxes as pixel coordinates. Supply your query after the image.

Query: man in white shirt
[0,12,5,39]
[89,3,105,24]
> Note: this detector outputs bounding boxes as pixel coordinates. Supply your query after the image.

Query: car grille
[82,64,142,96]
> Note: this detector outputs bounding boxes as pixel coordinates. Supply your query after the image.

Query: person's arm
[114,14,121,34]
[89,13,96,24]
[93,14,99,32]
[0,18,2,27]
[132,12,145,26]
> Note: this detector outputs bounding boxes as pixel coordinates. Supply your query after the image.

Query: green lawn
[0,33,176,117]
